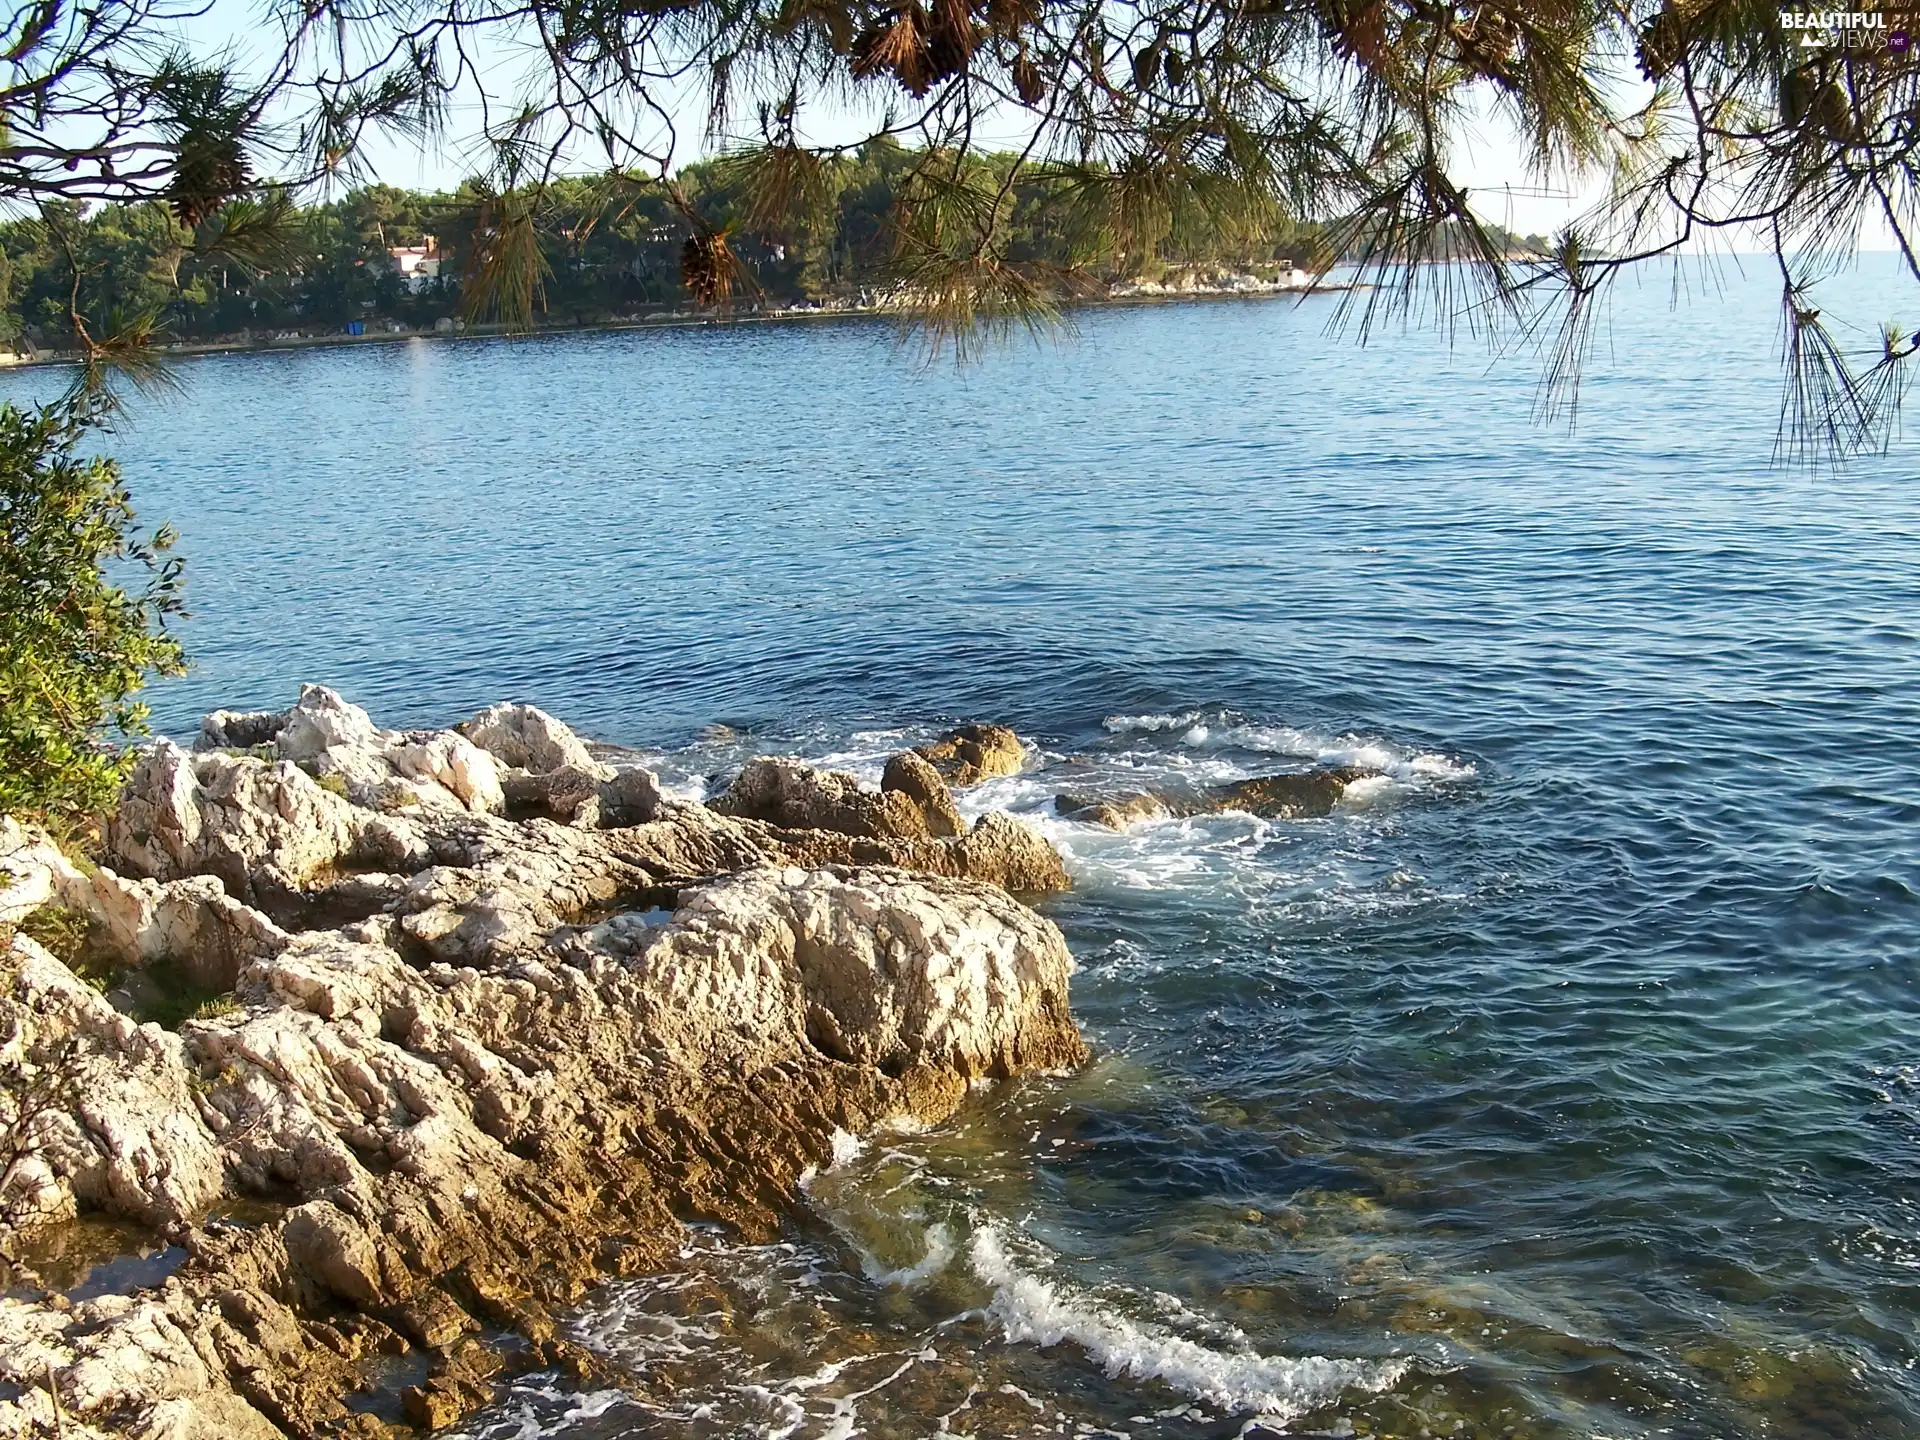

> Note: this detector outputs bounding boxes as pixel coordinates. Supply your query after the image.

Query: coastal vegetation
[0,396,184,835]
[0,151,1307,345]
[0,155,1557,346]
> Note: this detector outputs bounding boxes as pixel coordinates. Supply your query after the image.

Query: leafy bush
[0,397,185,831]
[14,906,99,974]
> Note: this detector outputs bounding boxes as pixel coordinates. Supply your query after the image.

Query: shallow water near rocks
[8,257,1918,1437]
[3,1217,186,1302]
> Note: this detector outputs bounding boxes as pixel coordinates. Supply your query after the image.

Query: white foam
[1409,752,1475,780]
[831,1128,865,1169]
[1337,774,1396,807]
[859,1222,957,1288]
[969,1225,1409,1421]
[657,773,710,804]
[1103,712,1203,734]
[800,1128,868,1191]
[743,1388,807,1439]
[953,772,1061,823]
[559,1392,627,1422]
[1207,723,1473,784]
[453,1386,632,1440]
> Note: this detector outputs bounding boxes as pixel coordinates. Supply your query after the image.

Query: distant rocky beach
[0,268,1335,370]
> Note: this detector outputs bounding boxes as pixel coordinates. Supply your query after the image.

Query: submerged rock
[0,690,1087,1440]
[1054,792,1176,831]
[1203,766,1375,818]
[914,723,1026,786]
[1055,766,1377,831]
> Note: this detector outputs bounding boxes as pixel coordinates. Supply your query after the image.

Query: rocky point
[0,688,1084,1440]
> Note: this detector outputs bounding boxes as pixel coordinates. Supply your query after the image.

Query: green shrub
[132,957,234,1030]
[15,906,98,972]
[0,396,186,833]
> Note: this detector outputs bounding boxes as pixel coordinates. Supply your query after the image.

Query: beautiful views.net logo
[1778,9,1912,53]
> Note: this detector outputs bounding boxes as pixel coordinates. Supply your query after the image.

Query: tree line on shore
[0,139,1551,348]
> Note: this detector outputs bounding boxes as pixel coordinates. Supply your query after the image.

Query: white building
[388,236,444,293]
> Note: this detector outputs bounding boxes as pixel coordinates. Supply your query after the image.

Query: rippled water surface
[11,261,1920,1438]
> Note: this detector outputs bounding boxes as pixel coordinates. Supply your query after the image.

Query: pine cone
[1012,52,1046,104]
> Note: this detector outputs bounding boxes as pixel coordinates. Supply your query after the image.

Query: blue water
[10,260,1920,1438]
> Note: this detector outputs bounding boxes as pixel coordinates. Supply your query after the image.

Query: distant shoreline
[0,277,1355,372]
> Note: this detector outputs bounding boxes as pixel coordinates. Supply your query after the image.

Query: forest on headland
[0,138,1551,352]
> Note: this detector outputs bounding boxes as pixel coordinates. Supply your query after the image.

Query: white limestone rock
[0,1291,281,1440]
[461,703,606,778]
[72,871,287,990]
[2,815,289,998]
[385,729,505,815]
[0,819,83,928]
[105,741,363,898]
[276,686,503,817]
[0,934,226,1230]
[638,866,1081,1079]
[463,703,663,828]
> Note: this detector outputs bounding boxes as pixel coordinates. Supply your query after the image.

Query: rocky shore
[0,689,1084,1440]
[1,271,1342,372]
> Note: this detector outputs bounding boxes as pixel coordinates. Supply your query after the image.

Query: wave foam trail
[1100,711,1475,786]
[968,1226,1410,1421]
[860,1222,956,1288]
[1103,712,1205,734]
[1201,724,1474,784]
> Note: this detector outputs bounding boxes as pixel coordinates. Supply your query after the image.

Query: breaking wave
[968,1224,1412,1423]
[1101,710,1476,784]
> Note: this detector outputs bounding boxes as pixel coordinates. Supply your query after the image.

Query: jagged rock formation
[459,701,661,828]
[880,751,967,838]
[914,723,1026,787]
[0,694,1083,1440]
[713,756,946,839]
[709,750,973,844]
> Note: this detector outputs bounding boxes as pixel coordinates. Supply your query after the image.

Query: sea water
[9,256,1919,1437]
